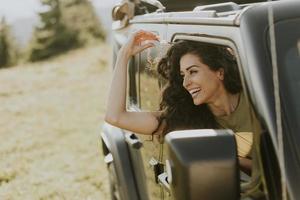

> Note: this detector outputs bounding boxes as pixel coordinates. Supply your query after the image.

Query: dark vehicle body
[101,1,300,200]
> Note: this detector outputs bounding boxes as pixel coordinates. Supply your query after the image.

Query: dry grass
[0,44,111,200]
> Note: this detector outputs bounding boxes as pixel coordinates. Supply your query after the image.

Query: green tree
[0,17,17,68]
[29,0,80,61]
[62,0,106,44]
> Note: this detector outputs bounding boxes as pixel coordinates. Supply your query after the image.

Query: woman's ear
[217,68,224,81]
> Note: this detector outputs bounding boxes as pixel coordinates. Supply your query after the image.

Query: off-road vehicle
[101,0,300,199]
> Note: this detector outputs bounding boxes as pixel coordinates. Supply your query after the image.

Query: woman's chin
[193,98,204,106]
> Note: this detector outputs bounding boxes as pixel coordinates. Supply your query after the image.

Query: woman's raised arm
[105,30,160,135]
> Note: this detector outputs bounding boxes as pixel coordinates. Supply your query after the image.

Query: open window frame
[170,34,268,199]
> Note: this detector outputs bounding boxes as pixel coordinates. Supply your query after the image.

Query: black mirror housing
[165,129,240,200]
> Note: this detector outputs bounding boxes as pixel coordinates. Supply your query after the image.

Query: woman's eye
[190,70,197,75]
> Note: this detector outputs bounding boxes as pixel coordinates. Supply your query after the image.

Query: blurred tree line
[29,0,106,61]
[0,0,106,66]
[0,18,18,68]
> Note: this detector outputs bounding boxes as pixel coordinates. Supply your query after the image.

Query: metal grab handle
[149,157,164,183]
[125,133,143,149]
[158,172,171,193]
[104,153,114,164]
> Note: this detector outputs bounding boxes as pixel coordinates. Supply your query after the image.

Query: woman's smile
[188,88,201,98]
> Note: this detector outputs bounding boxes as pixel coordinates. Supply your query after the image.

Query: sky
[0,0,117,23]
[0,0,42,23]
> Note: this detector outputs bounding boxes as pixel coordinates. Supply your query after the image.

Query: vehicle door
[127,22,171,200]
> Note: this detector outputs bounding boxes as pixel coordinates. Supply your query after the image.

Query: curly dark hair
[156,40,242,136]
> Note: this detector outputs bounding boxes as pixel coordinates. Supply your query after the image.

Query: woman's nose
[183,76,191,88]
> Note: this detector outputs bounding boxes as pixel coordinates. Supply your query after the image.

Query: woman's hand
[105,29,160,135]
[120,30,159,59]
[238,157,252,176]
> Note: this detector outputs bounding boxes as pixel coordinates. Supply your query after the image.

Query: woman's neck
[208,91,240,117]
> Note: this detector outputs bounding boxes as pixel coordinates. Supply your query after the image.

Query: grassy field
[0,44,111,199]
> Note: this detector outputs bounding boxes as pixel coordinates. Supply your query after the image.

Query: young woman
[105,30,259,174]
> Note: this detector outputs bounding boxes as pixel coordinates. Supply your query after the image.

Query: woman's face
[180,53,224,105]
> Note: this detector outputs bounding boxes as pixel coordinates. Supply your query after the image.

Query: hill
[0,44,111,199]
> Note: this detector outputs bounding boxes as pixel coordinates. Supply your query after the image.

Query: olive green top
[215,92,261,158]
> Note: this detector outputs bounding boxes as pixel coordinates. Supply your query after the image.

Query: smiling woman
[157,41,242,134]
[156,41,258,174]
[105,32,257,170]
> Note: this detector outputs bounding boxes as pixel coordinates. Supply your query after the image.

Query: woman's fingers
[133,30,159,45]
[134,42,155,54]
[121,30,158,58]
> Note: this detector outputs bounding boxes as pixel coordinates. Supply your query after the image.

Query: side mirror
[163,129,240,200]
